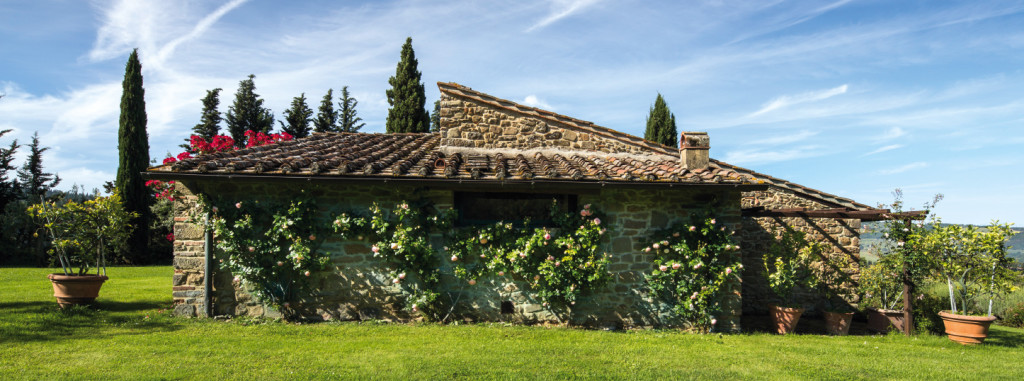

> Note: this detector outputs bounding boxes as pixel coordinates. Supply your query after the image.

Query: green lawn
[2,267,1023,380]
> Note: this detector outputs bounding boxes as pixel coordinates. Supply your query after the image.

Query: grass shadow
[0,300,183,344]
[981,327,1024,348]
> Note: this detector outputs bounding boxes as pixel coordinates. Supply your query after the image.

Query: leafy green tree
[313,89,338,133]
[385,37,430,133]
[644,93,678,147]
[116,48,151,262]
[430,100,441,132]
[17,132,60,200]
[0,129,20,211]
[183,88,223,149]
[338,86,365,132]
[225,74,275,145]
[279,93,313,138]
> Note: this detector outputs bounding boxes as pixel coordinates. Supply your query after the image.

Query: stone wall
[737,189,861,315]
[171,180,745,330]
[438,96,672,157]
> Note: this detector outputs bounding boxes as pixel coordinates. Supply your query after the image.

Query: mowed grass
[2,267,1023,380]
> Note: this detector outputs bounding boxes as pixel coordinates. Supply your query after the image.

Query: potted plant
[28,192,135,306]
[922,221,1018,345]
[763,230,821,334]
[816,253,856,335]
[859,256,906,333]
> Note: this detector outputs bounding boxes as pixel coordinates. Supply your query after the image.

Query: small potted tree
[816,253,856,335]
[922,221,1018,345]
[28,192,135,306]
[859,256,906,333]
[763,229,821,334]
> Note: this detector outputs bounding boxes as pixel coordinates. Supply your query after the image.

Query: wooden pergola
[742,206,928,336]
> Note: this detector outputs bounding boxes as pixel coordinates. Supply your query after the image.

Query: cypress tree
[193,89,222,138]
[338,86,365,133]
[430,100,441,132]
[385,37,430,133]
[313,89,338,133]
[225,74,275,145]
[279,93,313,138]
[644,93,678,148]
[17,132,60,200]
[0,129,21,211]
[116,48,151,262]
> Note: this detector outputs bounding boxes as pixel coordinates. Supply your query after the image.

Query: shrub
[1001,303,1024,328]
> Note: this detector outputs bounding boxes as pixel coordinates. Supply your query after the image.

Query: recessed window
[454,192,577,226]
[500,301,515,314]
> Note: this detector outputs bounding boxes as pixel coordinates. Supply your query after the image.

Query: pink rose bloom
[689,226,696,231]
[468,279,476,285]
[584,204,591,209]
[390,242,399,250]
[555,261,561,267]
[653,243,660,249]
[725,268,732,275]
[593,218,601,225]
[276,261,284,266]
[393,278,400,284]
[690,293,698,300]
[547,255,555,261]
[734,245,741,251]
[248,246,255,252]
[398,273,406,279]
[672,263,681,270]
[235,202,242,209]
[580,210,589,217]
[534,275,540,281]
[644,247,652,252]
[371,245,379,253]
[211,206,219,213]
[600,228,606,235]
[283,302,290,308]
[544,233,551,240]
[724,244,732,250]
[232,276,241,282]
[498,271,505,276]
[480,254,487,258]
[519,252,527,258]
[693,263,702,270]
[672,232,680,237]
[451,255,459,262]
[710,219,716,225]
[411,304,418,312]
[308,235,316,241]
[480,238,488,244]
[659,265,669,272]
[711,318,717,325]
[304,271,311,277]
[661,240,669,245]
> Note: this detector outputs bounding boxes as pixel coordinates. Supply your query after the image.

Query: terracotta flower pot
[939,311,996,345]
[769,304,804,334]
[824,311,854,336]
[866,307,905,333]
[47,274,108,307]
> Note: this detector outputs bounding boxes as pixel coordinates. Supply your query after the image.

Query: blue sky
[1,0,1022,225]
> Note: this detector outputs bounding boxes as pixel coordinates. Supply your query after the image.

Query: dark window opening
[500,301,515,314]
[454,192,577,227]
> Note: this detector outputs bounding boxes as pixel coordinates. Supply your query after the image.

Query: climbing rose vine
[644,213,741,332]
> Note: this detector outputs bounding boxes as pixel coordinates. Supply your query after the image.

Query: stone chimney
[680,132,710,170]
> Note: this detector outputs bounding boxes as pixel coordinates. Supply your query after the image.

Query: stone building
[147,82,882,330]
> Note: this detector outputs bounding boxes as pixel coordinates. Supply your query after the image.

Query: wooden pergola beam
[741,207,927,221]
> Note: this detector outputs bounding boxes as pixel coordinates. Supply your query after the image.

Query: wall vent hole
[500,301,515,314]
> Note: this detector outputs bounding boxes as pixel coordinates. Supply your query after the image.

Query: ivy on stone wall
[644,212,741,332]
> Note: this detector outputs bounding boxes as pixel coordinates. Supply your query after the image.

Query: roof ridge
[438,82,679,157]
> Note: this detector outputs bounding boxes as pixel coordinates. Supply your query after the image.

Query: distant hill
[859,222,1023,264]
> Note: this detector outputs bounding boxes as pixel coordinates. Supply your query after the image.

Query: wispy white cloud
[750,84,848,117]
[526,0,601,32]
[153,0,248,69]
[721,145,824,166]
[521,95,553,110]
[862,144,903,156]
[878,162,928,175]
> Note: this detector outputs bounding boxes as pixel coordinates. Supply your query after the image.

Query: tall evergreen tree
[338,86,365,132]
[385,37,430,133]
[279,93,313,138]
[0,129,21,211]
[430,100,441,132]
[116,49,151,262]
[225,74,275,145]
[191,88,223,140]
[313,89,338,133]
[17,132,60,200]
[644,93,678,148]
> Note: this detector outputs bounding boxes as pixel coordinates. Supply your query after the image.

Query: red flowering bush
[243,130,292,148]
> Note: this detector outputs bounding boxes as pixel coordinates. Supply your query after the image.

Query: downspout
[204,212,214,317]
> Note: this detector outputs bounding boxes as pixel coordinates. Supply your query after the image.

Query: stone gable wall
[438,96,669,156]
[737,189,861,315]
[171,180,744,330]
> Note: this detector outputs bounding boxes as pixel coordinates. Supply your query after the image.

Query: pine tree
[184,88,222,149]
[278,93,313,138]
[116,49,151,262]
[644,93,678,148]
[385,37,430,133]
[17,132,61,200]
[313,89,338,133]
[430,100,441,132]
[338,86,365,133]
[225,74,275,145]
[0,129,21,211]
